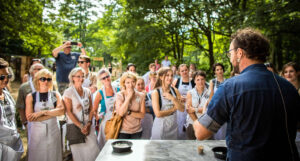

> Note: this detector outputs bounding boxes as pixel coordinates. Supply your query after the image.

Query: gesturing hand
[162,92,174,101]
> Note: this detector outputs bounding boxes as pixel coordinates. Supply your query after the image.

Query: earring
[237,58,240,63]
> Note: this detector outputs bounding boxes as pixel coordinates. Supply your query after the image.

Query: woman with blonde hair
[145,71,157,92]
[115,72,145,139]
[63,67,100,161]
[93,69,119,150]
[25,69,64,161]
[151,67,184,140]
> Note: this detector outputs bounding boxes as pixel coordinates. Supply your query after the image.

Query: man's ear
[236,48,244,59]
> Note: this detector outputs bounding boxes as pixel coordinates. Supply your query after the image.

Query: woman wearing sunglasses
[0,58,23,161]
[92,69,120,150]
[63,67,100,161]
[25,69,64,161]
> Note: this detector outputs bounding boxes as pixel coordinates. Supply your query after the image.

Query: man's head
[78,55,91,70]
[63,41,72,54]
[29,63,44,78]
[127,63,136,73]
[229,28,270,72]
[149,63,156,72]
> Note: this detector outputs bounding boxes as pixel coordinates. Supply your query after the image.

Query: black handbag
[66,124,86,145]
[63,99,86,145]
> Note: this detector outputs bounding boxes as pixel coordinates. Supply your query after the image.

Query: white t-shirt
[161,60,171,67]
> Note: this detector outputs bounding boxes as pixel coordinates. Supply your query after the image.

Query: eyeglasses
[39,77,52,82]
[78,61,86,64]
[100,75,110,80]
[73,75,84,79]
[225,48,237,58]
[0,74,12,81]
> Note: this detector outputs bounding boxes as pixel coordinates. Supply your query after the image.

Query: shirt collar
[240,63,267,74]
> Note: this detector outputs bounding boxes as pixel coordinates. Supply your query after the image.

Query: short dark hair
[212,63,225,73]
[0,58,9,69]
[127,63,136,70]
[231,28,270,62]
[79,55,91,63]
[193,70,206,81]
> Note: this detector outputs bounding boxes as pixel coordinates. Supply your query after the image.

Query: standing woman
[151,67,185,140]
[0,58,23,161]
[63,67,100,161]
[185,71,210,140]
[281,62,300,94]
[145,72,157,92]
[136,77,153,139]
[115,72,146,139]
[172,64,195,140]
[92,69,119,150]
[208,63,226,96]
[208,63,227,140]
[25,69,64,161]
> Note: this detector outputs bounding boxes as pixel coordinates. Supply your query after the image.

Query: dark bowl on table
[212,146,227,160]
[111,141,133,153]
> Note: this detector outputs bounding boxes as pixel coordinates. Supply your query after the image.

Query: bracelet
[80,46,84,49]
[88,120,92,124]
[127,110,131,115]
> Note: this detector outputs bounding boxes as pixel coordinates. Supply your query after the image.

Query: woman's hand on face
[127,89,135,99]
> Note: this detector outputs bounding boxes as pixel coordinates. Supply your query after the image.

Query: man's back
[208,64,300,161]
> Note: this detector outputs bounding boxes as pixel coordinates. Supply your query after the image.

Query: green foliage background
[1,0,299,77]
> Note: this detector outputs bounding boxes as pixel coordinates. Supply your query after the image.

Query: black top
[32,91,57,108]
[175,77,195,89]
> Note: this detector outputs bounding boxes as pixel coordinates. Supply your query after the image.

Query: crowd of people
[0,28,299,161]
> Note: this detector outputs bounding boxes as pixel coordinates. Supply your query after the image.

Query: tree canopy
[1,0,299,76]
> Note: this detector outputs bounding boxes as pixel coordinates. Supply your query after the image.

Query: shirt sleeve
[198,83,229,133]
[15,86,25,109]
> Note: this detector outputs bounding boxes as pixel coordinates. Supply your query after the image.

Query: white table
[95,139,226,161]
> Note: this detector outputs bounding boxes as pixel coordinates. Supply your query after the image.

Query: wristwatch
[23,121,28,126]
[127,110,131,115]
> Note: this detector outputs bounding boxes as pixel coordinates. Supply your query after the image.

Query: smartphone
[71,42,78,45]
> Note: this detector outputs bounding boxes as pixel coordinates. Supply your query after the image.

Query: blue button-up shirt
[199,64,300,161]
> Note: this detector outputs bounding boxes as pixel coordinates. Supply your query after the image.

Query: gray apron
[141,93,153,139]
[186,88,209,125]
[151,88,177,140]
[28,92,62,161]
[97,86,117,150]
[177,78,192,140]
[69,87,100,161]
[0,90,23,161]
[82,73,91,88]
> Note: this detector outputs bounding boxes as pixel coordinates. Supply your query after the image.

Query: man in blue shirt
[52,41,86,94]
[193,28,300,161]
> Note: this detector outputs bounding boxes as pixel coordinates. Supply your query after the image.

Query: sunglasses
[73,75,84,79]
[100,75,110,80]
[39,77,52,82]
[0,74,12,81]
[78,61,86,64]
